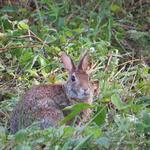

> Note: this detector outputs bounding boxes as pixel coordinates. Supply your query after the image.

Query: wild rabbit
[10,52,99,133]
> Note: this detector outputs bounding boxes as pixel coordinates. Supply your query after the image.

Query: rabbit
[10,52,99,134]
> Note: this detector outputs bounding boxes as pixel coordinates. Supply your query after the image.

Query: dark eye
[71,75,76,82]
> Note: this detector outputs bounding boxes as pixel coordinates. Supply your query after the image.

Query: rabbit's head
[61,52,98,102]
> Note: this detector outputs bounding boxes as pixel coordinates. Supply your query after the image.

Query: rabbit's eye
[71,75,76,82]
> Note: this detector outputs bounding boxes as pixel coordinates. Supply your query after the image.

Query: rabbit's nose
[84,88,88,92]
[84,88,90,94]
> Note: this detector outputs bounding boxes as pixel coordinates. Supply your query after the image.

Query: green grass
[0,0,150,149]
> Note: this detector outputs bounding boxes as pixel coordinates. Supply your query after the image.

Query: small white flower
[90,47,96,52]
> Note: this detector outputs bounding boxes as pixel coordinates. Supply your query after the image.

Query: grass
[0,0,150,149]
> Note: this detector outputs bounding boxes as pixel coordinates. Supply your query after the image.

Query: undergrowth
[0,0,150,149]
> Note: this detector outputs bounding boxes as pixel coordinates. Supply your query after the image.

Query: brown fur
[10,52,99,133]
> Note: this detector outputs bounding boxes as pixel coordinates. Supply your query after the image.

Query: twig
[115,135,126,150]
[104,53,113,72]
[29,30,49,46]
[87,61,99,74]
[109,65,125,81]
[130,72,137,90]
[33,0,43,26]
[112,30,128,53]
[0,44,42,53]
[116,57,148,67]
[119,24,137,30]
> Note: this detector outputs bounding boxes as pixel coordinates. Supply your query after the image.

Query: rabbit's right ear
[61,52,75,72]
[78,52,89,72]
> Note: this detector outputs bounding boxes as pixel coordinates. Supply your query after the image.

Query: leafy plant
[0,0,150,149]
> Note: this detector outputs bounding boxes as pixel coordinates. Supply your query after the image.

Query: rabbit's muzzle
[80,88,91,97]
[66,85,91,100]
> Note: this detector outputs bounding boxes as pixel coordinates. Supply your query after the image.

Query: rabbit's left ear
[78,52,89,72]
[61,52,76,72]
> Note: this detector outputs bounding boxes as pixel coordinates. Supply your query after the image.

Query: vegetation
[0,0,150,149]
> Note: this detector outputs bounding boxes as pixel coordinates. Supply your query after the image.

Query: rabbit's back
[10,84,69,133]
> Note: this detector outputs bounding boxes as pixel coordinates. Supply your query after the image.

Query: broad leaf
[60,103,93,125]
[96,137,110,149]
[74,134,93,150]
[111,94,126,110]
[92,106,106,126]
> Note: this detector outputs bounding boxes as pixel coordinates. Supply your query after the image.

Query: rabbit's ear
[61,52,75,72]
[78,52,89,72]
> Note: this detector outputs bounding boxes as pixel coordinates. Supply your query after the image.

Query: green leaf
[19,51,34,67]
[62,141,71,150]
[0,6,17,13]
[60,103,93,125]
[63,126,75,138]
[0,63,5,71]
[111,4,122,13]
[92,106,106,126]
[63,103,93,111]
[39,55,48,67]
[18,21,29,30]
[135,122,144,133]
[96,137,110,149]
[0,126,6,139]
[15,129,28,143]
[0,32,7,40]
[142,111,150,126]
[83,126,102,139]
[136,96,150,107]
[13,144,32,150]
[0,126,7,148]
[111,94,125,110]
[74,134,93,150]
